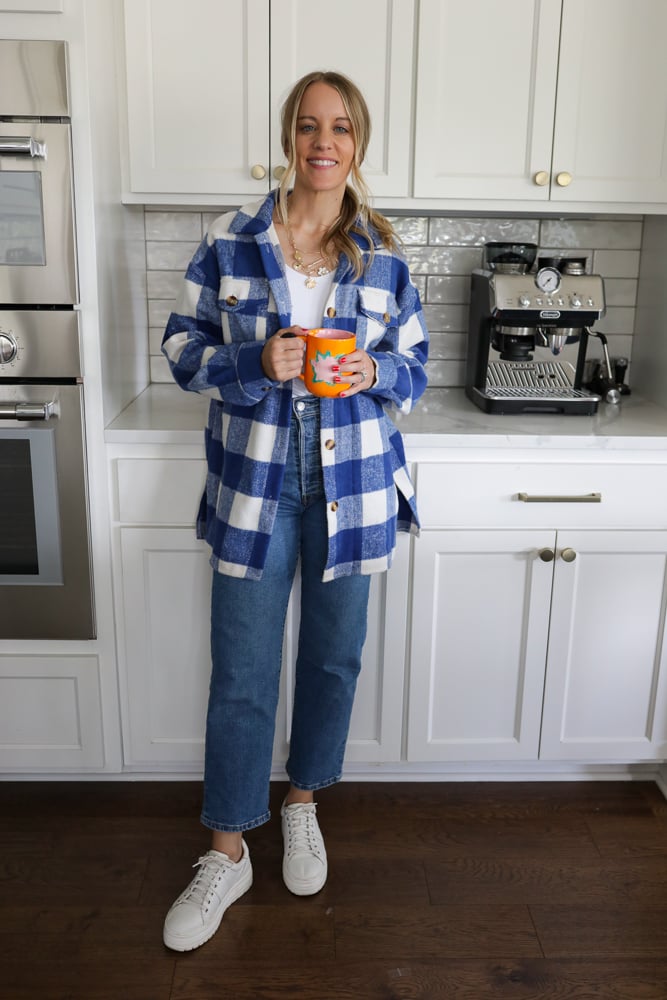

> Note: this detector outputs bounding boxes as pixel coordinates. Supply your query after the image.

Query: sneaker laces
[181,853,234,906]
[284,804,323,858]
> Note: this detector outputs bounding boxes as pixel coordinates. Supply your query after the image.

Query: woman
[161,70,428,952]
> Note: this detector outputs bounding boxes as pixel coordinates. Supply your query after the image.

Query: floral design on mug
[310,349,342,386]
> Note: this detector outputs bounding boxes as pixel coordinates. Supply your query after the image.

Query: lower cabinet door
[540,530,667,761]
[119,527,291,769]
[0,653,104,771]
[407,529,555,762]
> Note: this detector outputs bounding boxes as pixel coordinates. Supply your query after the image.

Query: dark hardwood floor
[1,779,667,999]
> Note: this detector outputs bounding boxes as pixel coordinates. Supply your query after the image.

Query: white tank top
[286,265,335,397]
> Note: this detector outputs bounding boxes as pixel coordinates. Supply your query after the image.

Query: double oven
[0,39,94,639]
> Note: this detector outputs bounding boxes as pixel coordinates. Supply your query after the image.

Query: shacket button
[327,307,336,318]
[296,401,306,412]
[383,311,390,323]
[225,295,238,306]
[330,501,339,512]
[325,439,335,450]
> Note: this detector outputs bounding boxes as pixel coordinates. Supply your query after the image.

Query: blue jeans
[201,396,371,833]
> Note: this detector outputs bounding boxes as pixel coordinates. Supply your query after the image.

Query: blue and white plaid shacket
[162,192,429,582]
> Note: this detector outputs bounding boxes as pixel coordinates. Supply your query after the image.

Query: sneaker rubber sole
[163,865,253,952]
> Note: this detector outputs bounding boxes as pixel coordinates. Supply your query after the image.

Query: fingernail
[339,356,347,363]
[334,376,341,383]
[340,392,347,397]
[332,365,340,373]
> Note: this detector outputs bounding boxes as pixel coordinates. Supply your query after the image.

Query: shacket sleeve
[366,263,429,415]
[161,236,278,405]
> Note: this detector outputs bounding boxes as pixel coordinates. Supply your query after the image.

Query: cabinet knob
[538,548,555,562]
[534,170,550,187]
[556,171,573,187]
[250,164,267,180]
[273,165,286,181]
[561,547,577,563]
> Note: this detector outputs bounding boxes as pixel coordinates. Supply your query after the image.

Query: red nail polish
[334,376,341,383]
[339,356,347,364]
[339,392,347,397]
[332,365,340,372]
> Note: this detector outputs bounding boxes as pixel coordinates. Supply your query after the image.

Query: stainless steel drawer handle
[0,136,47,158]
[517,492,602,503]
[0,402,57,421]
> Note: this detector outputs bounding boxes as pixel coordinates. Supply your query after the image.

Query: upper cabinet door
[270,0,415,198]
[551,0,667,204]
[413,0,561,200]
[122,0,270,200]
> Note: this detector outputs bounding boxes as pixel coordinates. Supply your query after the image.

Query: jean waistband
[292,395,321,415]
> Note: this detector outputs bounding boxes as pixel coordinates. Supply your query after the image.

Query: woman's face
[292,81,356,197]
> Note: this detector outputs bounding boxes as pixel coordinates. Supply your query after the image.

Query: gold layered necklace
[285,212,336,289]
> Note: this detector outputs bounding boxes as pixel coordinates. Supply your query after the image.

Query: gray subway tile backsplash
[145,208,643,387]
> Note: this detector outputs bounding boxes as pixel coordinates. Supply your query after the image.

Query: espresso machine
[465,242,606,414]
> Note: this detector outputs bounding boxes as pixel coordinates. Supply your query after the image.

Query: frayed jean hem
[200,808,271,834]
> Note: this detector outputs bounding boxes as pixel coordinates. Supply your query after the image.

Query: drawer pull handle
[561,548,577,563]
[538,548,555,562]
[517,492,602,503]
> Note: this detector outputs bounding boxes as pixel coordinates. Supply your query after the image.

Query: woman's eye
[299,124,315,133]
[334,126,349,134]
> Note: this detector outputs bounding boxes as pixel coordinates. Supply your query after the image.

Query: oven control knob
[0,332,18,365]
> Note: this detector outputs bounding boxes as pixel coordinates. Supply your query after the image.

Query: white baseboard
[2,760,665,787]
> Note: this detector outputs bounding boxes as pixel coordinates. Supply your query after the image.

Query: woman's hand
[261,327,306,382]
[336,348,377,396]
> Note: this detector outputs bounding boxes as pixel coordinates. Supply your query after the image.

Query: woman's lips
[308,158,337,168]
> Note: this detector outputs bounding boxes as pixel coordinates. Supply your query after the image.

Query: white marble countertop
[105,384,667,452]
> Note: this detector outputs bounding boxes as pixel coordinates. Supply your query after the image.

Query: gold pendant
[305,276,317,289]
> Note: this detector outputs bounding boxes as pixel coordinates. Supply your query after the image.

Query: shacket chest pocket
[218,276,278,344]
[357,287,399,348]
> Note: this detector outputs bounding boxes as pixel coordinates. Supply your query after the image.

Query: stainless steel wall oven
[0,40,94,639]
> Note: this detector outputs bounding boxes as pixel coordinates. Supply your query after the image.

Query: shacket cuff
[236,340,279,399]
[366,352,397,396]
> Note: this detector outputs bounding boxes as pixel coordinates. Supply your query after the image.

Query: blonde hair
[276,70,400,279]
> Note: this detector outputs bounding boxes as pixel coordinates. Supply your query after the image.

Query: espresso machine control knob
[519,294,531,307]
[0,331,18,365]
[571,296,582,308]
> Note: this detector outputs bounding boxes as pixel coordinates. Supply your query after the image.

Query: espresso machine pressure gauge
[535,266,561,294]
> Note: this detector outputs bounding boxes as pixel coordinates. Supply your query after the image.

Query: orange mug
[295,328,357,397]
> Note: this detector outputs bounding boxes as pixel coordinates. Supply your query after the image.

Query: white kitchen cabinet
[541,530,667,760]
[413,0,561,202]
[407,460,667,763]
[0,654,104,771]
[122,0,270,200]
[414,0,667,205]
[121,0,414,202]
[407,528,555,761]
[114,457,408,770]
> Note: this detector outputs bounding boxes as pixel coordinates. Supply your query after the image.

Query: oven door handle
[0,137,47,159]
[0,402,58,421]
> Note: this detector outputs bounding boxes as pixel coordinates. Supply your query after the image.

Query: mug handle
[281,330,308,380]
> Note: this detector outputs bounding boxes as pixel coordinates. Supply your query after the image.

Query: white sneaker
[281,801,327,896]
[163,842,252,951]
